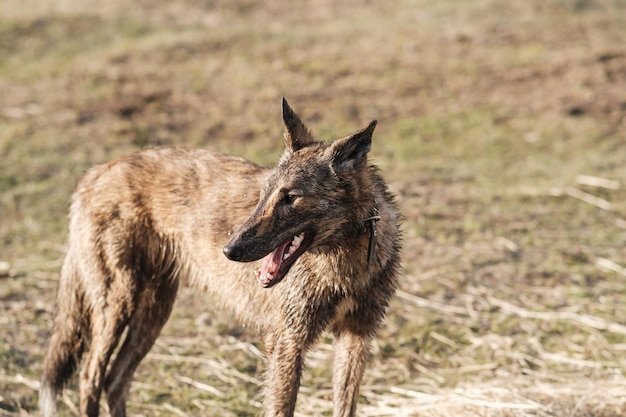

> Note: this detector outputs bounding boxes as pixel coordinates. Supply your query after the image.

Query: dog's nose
[223,244,243,261]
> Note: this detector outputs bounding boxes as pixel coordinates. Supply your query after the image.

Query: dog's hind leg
[104,276,179,417]
[78,287,133,417]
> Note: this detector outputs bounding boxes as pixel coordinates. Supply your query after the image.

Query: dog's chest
[333,296,356,324]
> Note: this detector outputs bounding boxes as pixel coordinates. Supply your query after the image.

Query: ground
[1,0,626,416]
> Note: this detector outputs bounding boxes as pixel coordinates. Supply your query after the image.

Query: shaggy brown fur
[40,99,402,417]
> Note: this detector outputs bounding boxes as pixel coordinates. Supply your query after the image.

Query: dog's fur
[39,99,401,417]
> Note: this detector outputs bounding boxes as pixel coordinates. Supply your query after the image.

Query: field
[1,0,626,415]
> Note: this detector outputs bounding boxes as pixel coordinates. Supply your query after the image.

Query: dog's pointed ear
[330,120,377,173]
[282,98,314,152]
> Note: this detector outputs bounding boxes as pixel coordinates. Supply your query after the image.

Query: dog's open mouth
[256,231,313,288]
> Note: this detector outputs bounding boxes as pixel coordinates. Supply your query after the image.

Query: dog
[40,98,401,417]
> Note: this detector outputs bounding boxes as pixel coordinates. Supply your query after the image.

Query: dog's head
[223,98,377,287]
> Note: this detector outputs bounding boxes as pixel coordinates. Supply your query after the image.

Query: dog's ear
[329,120,377,173]
[282,98,314,152]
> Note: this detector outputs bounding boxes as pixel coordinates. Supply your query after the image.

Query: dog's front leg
[263,333,306,417]
[332,329,371,417]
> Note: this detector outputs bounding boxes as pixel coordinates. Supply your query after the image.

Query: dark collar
[365,199,380,263]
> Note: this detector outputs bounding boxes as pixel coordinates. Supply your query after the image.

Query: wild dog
[39,98,401,417]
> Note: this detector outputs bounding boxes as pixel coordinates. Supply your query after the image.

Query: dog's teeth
[282,233,306,262]
[292,234,304,246]
[284,245,296,260]
[257,271,273,285]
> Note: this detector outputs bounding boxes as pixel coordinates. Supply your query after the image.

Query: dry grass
[1,0,626,416]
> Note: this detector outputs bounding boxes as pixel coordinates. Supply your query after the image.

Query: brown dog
[40,99,401,417]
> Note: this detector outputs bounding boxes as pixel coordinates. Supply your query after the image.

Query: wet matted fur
[40,99,402,417]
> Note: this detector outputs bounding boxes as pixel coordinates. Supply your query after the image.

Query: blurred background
[1,0,625,415]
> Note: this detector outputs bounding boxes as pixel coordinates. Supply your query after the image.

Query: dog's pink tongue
[257,240,290,284]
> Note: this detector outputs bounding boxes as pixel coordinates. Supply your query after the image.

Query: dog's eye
[283,191,302,205]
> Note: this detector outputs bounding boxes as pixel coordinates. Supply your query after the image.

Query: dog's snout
[223,244,243,261]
